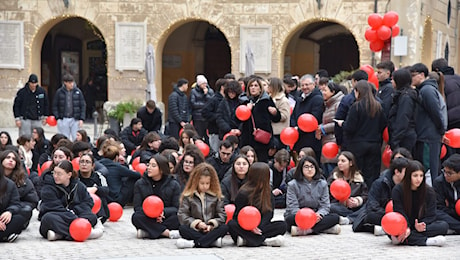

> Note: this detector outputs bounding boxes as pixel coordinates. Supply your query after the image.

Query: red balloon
[456,200,460,216]
[195,141,210,157]
[225,204,236,224]
[280,127,299,147]
[330,179,351,202]
[90,193,101,214]
[40,161,52,176]
[46,116,57,126]
[132,157,140,170]
[223,132,234,140]
[108,202,123,222]
[289,158,295,169]
[369,74,379,90]
[135,163,147,176]
[377,25,392,41]
[72,157,80,171]
[143,195,164,218]
[360,64,375,80]
[297,113,318,132]
[392,25,400,37]
[383,127,389,143]
[382,145,392,168]
[383,11,399,27]
[385,200,393,213]
[440,144,447,159]
[370,40,384,52]
[322,142,339,159]
[368,13,383,29]
[445,128,460,148]
[295,208,317,230]
[381,212,407,236]
[69,218,92,242]
[179,128,184,138]
[238,206,261,231]
[236,105,251,121]
[364,28,378,42]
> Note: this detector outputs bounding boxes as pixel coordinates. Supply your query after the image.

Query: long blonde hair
[180,163,222,202]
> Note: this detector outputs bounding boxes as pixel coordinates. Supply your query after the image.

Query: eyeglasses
[79,160,92,165]
[184,160,194,165]
[443,169,457,176]
[303,165,315,170]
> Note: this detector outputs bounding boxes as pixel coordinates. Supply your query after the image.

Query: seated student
[176,163,228,248]
[175,145,205,191]
[352,157,409,235]
[284,156,341,236]
[327,151,368,225]
[205,139,234,181]
[130,132,162,164]
[285,147,316,184]
[1,150,38,230]
[433,154,460,234]
[39,160,103,241]
[391,160,448,246]
[99,142,141,207]
[78,153,110,224]
[228,162,286,247]
[269,149,290,208]
[72,141,108,176]
[120,118,148,156]
[221,155,250,205]
[0,131,13,152]
[132,154,181,239]
[38,134,67,165]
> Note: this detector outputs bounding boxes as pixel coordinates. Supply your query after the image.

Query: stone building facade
[0,0,458,127]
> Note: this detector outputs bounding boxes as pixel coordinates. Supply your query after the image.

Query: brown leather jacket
[178,191,226,230]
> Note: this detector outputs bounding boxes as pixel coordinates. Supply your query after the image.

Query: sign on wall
[0,21,24,69]
[115,22,146,71]
[240,25,272,74]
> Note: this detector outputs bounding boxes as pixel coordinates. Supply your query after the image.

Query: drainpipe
[371,0,378,66]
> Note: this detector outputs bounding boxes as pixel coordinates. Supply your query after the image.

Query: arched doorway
[284,21,359,78]
[161,21,231,116]
[41,17,107,120]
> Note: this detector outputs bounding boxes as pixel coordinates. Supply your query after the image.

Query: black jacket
[52,85,86,120]
[13,83,49,120]
[202,92,224,134]
[15,177,39,209]
[136,106,162,132]
[440,67,460,129]
[120,126,148,155]
[99,158,141,202]
[167,86,190,124]
[221,173,246,205]
[79,170,110,220]
[415,79,446,141]
[133,174,181,218]
[216,97,241,139]
[206,152,234,181]
[433,173,460,218]
[232,189,276,228]
[0,178,22,215]
[388,88,417,150]
[190,86,214,121]
[343,101,386,144]
[377,78,395,118]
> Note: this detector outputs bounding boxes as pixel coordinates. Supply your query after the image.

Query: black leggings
[179,224,228,247]
[285,213,339,233]
[228,219,286,247]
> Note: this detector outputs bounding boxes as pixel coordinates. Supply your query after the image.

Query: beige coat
[178,191,226,230]
[271,92,291,135]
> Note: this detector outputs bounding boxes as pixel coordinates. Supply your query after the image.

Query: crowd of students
[1,60,460,248]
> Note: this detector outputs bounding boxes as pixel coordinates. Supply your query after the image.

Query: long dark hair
[354,80,382,118]
[175,144,205,186]
[149,154,171,178]
[293,156,322,181]
[239,162,272,214]
[0,150,26,187]
[401,160,426,219]
[229,155,250,202]
[0,131,13,150]
[55,160,77,179]
[332,151,360,181]
[33,127,46,148]
[0,164,7,200]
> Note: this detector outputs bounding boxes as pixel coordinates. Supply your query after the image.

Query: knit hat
[196,75,208,86]
[28,74,38,83]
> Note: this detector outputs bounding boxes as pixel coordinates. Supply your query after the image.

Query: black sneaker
[7,233,18,243]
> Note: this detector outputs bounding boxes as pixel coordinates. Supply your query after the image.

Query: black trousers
[0,214,26,242]
[285,213,339,233]
[398,220,449,246]
[178,224,228,247]
[436,211,460,233]
[228,219,286,247]
[348,142,381,188]
[39,211,97,240]
[112,177,137,207]
[330,202,361,218]
[131,211,179,239]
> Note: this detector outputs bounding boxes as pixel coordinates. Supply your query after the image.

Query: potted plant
[107,100,142,131]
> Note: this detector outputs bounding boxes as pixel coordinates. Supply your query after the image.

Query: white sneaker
[213,237,222,248]
[390,235,400,245]
[137,229,149,239]
[426,235,446,247]
[339,216,350,225]
[169,230,181,239]
[291,226,312,236]
[89,227,104,239]
[47,230,63,241]
[7,233,18,243]
[264,235,285,247]
[447,229,456,235]
[237,236,246,247]
[374,225,386,236]
[176,238,195,249]
[322,224,341,235]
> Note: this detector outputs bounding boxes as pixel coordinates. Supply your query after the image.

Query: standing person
[228,162,286,247]
[52,74,86,141]
[39,160,103,241]
[120,118,148,156]
[290,74,324,162]
[239,77,281,163]
[190,75,214,141]
[376,61,395,118]
[221,155,250,205]
[202,78,227,154]
[388,69,417,154]
[132,154,181,239]
[176,163,228,248]
[136,100,162,133]
[13,74,49,136]
[410,63,447,181]
[391,160,448,246]
[338,80,386,188]
[267,77,290,150]
[167,78,190,139]
[216,80,243,141]
[285,156,341,236]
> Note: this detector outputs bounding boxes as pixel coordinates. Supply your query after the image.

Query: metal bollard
[93,111,99,142]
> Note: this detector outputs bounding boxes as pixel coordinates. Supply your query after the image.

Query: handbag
[251,115,271,144]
